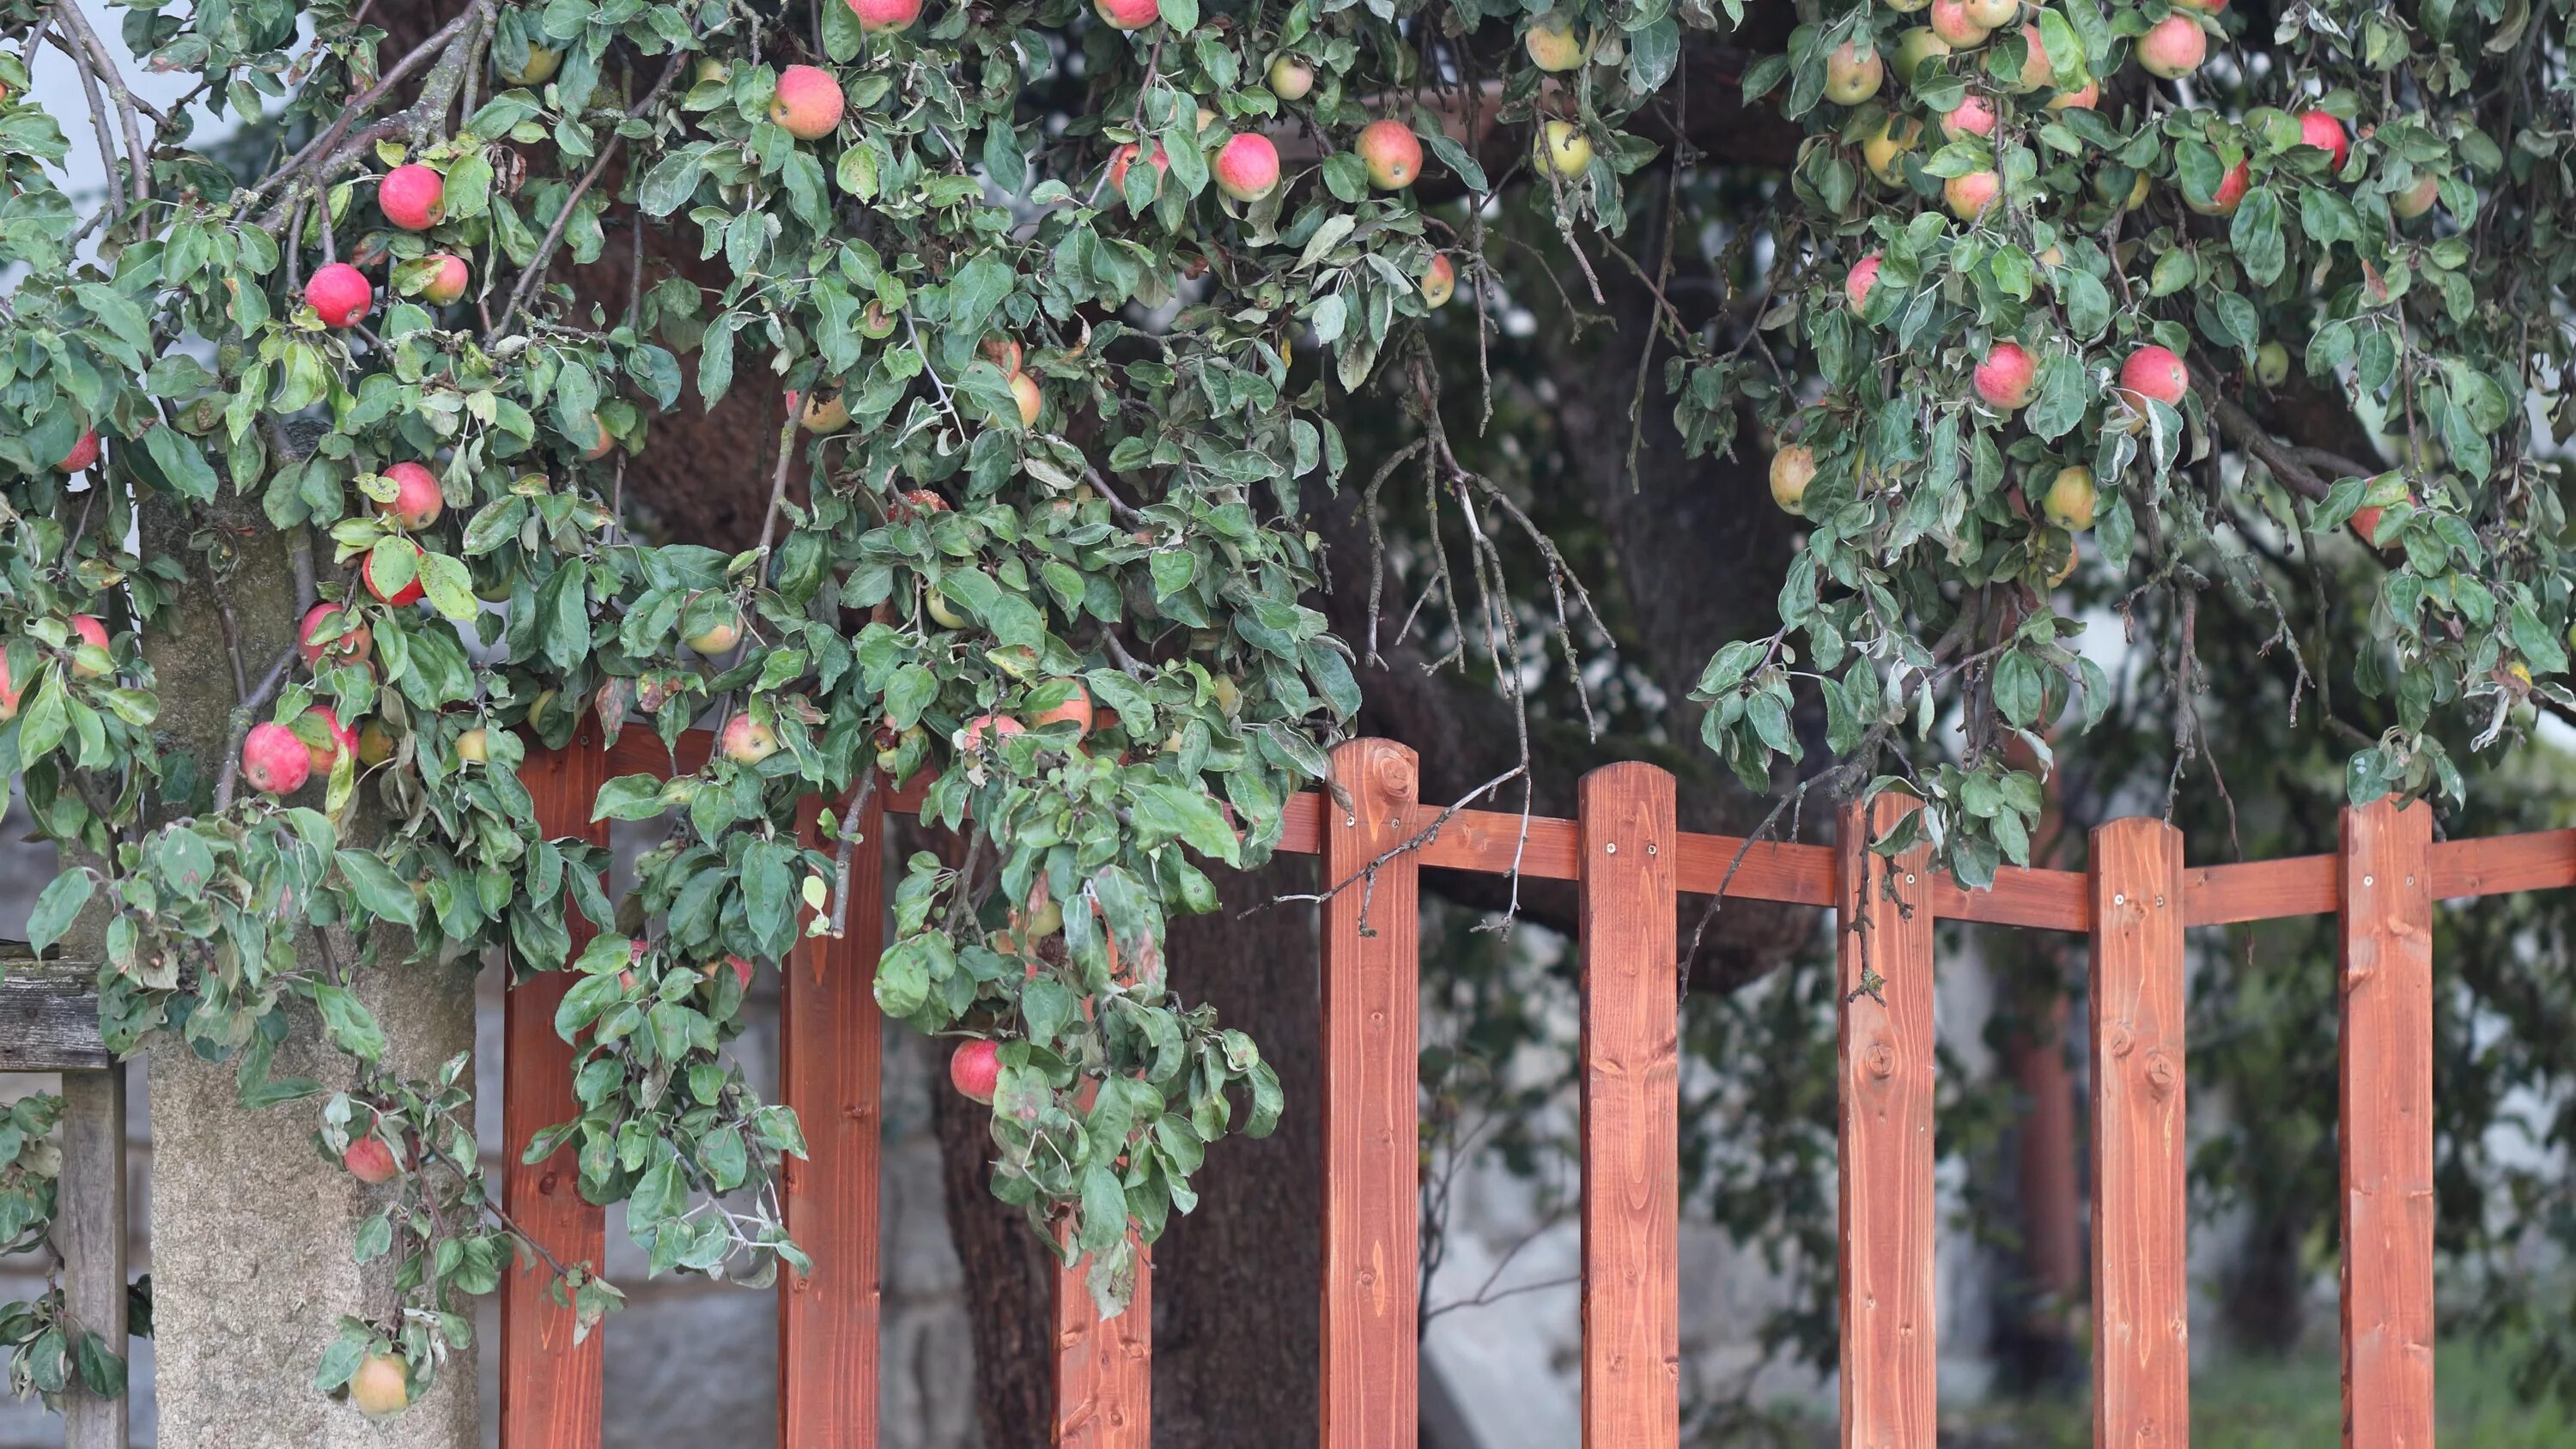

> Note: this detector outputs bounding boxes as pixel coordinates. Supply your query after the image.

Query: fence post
[1577,763,1680,1447]
[58,1067,126,1449]
[2087,818,2187,1444]
[779,786,885,1446]
[1320,738,1421,1448]
[501,737,610,1448]
[1054,1234,1151,1446]
[1837,793,1935,1449]
[2340,798,2434,1448]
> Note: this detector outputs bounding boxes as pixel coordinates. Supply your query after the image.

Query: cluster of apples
[301,163,470,330]
[0,614,112,720]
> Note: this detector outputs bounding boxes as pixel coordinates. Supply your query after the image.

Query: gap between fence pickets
[596,728,2576,930]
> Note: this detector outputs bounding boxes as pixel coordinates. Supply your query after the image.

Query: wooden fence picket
[1838,794,1937,1449]
[502,736,609,1449]
[2087,818,2188,1444]
[2340,799,2436,1448]
[1320,739,1422,1447]
[778,788,886,1446]
[1577,763,1681,1447]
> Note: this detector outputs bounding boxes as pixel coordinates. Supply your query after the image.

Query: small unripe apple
[1846,254,1882,314]
[500,43,562,86]
[846,0,921,32]
[243,721,313,794]
[1895,27,1953,82]
[801,392,851,433]
[950,1040,1002,1101]
[419,253,469,306]
[1267,54,1315,100]
[363,545,426,606]
[58,429,100,473]
[1033,682,1093,737]
[2041,466,2096,530]
[2391,173,2440,220]
[343,1133,398,1184]
[2253,340,2290,388]
[962,713,1024,751]
[1861,117,1923,187]
[1928,0,1990,50]
[1007,373,1042,428]
[720,712,779,764]
[1095,0,1159,29]
[2119,345,2190,407]
[379,461,444,530]
[454,726,489,763]
[1419,253,1455,308]
[2013,26,2056,90]
[1973,341,2037,410]
[2297,110,2350,173]
[378,164,446,231]
[1770,444,1817,513]
[300,603,372,666]
[1941,94,1999,142]
[1524,18,1587,71]
[1944,168,2002,221]
[686,609,743,656]
[1212,132,1281,203]
[2136,15,2206,80]
[1824,40,1883,106]
[1533,119,1592,178]
[306,263,374,328]
[1358,119,1424,190]
[303,706,357,773]
[349,1354,409,1420]
[769,64,845,140]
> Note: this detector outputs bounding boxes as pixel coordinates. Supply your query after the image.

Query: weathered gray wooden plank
[0,944,106,1071]
[60,1069,129,1449]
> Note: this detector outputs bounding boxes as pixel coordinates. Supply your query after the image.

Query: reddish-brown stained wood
[1320,738,1421,1448]
[2087,818,2189,1446]
[2431,828,2576,900]
[1054,1237,1152,1447]
[2341,799,2435,1449]
[503,736,609,1449]
[2184,854,2337,925]
[778,788,884,1447]
[1578,764,1681,1446]
[1837,795,1937,1449]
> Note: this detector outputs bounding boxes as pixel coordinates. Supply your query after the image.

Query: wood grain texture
[1837,795,1937,1449]
[1320,738,1421,1449]
[1578,764,1680,1447]
[2088,819,2189,1448]
[778,789,884,1448]
[1054,1236,1152,1447]
[0,948,107,1070]
[2340,800,2435,1449]
[58,1070,125,1449]
[502,739,609,1449]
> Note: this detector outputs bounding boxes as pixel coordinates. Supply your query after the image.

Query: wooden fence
[489,730,2537,1446]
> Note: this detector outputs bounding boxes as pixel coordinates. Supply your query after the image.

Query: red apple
[243,721,313,794]
[2136,15,2206,79]
[377,164,446,231]
[1356,119,1423,190]
[1419,253,1455,308]
[950,1039,1002,1101]
[720,712,779,764]
[306,263,373,328]
[769,64,845,140]
[67,615,108,678]
[1846,253,1883,314]
[1095,0,1159,28]
[303,706,357,773]
[363,545,427,606]
[1973,341,2037,410]
[2297,110,2350,172]
[1212,132,1281,203]
[301,603,373,666]
[378,461,444,530]
[57,429,99,473]
[343,1133,398,1184]
[419,253,469,306]
[846,0,920,31]
[2119,345,2190,407]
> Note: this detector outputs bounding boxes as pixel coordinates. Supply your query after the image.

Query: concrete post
[140,492,478,1447]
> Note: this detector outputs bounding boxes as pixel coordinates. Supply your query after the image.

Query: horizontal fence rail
[504,730,2507,1446]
